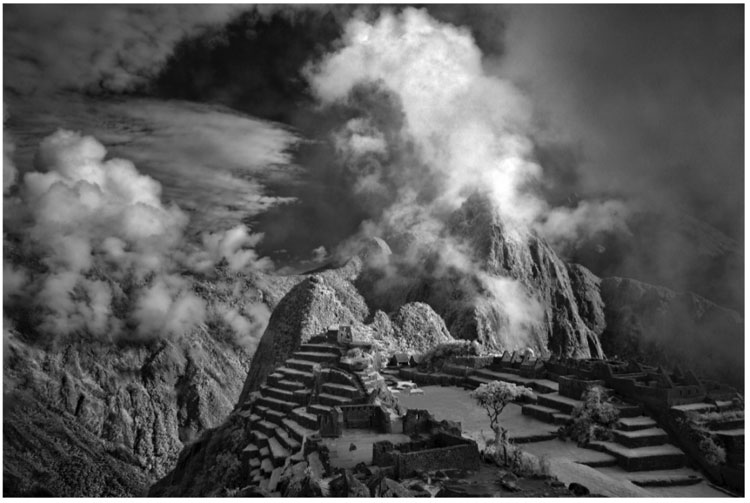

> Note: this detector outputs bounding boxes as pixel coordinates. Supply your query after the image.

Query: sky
[3,4,745,316]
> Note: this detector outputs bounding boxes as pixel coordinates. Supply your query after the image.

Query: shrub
[698,435,727,466]
[560,385,619,445]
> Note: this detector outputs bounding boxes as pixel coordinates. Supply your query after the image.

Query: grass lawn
[396,385,557,442]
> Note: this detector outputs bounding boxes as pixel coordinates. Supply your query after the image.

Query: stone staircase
[240,341,373,491]
[520,390,690,474]
[588,414,687,472]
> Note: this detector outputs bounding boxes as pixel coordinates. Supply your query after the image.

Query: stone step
[249,457,261,469]
[292,407,320,430]
[286,358,317,372]
[613,427,670,448]
[274,426,301,452]
[292,351,341,364]
[617,416,658,431]
[241,443,259,463]
[257,395,297,414]
[318,392,351,407]
[522,404,570,425]
[282,417,316,444]
[266,372,286,388]
[259,446,270,458]
[253,431,269,449]
[671,402,717,415]
[321,382,361,400]
[267,437,290,467]
[264,408,287,426]
[536,393,582,415]
[292,389,312,406]
[299,343,342,356]
[279,367,315,386]
[307,404,332,416]
[275,379,307,392]
[261,458,274,476]
[261,385,296,403]
[588,441,686,471]
[614,402,643,418]
[254,405,269,418]
[256,419,277,437]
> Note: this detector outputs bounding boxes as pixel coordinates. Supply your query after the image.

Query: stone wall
[339,404,388,431]
[373,432,479,479]
[448,356,494,369]
[395,443,479,478]
[558,375,606,400]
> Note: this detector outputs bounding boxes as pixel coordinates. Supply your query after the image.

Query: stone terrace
[239,339,381,492]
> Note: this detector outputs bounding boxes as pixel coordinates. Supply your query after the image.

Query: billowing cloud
[3,128,273,344]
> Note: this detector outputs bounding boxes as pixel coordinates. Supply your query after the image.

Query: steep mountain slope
[2,272,300,497]
[355,193,606,358]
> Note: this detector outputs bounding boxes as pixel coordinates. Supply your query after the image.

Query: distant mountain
[562,209,743,313]
[599,276,743,390]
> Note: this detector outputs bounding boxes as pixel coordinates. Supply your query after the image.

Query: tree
[471,380,534,444]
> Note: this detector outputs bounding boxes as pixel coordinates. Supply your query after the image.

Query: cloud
[188,225,274,274]
[213,302,271,352]
[3,5,247,94]
[538,200,632,249]
[131,276,206,340]
[5,95,300,233]
[3,128,272,344]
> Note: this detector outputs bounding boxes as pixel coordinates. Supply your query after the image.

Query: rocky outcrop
[238,273,370,403]
[391,302,454,354]
[2,271,301,497]
[445,194,604,357]
[599,277,743,389]
[355,193,605,357]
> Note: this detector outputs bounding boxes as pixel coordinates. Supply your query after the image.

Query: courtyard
[397,385,730,498]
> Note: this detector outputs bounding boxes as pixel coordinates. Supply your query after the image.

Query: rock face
[2,271,300,497]
[357,193,605,357]
[445,194,604,357]
[238,272,370,403]
[3,326,254,497]
[599,277,743,389]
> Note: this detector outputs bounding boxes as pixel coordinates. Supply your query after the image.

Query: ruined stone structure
[399,349,743,493]
[237,326,392,490]
[372,410,477,479]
